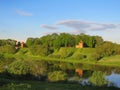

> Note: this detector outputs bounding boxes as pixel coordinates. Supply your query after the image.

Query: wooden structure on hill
[76,40,83,48]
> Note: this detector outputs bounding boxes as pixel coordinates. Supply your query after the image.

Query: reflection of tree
[83,70,93,78]
[89,71,108,87]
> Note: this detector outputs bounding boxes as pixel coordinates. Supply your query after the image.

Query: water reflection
[49,61,120,88]
[106,72,120,88]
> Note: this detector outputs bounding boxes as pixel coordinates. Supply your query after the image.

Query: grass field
[98,55,120,67]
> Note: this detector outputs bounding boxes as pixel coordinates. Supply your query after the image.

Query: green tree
[94,36,104,47]
[53,33,75,49]
[33,38,42,45]
[26,38,35,47]
[30,45,53,56]
[80,34,95,47]
[0,39,16,46]
[96,41,115,57]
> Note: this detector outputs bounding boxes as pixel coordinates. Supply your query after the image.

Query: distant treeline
[26,33,104,48]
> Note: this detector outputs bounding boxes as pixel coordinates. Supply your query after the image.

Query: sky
[0,0,120,43]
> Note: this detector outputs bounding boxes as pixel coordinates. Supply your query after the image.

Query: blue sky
[0,0,120,43]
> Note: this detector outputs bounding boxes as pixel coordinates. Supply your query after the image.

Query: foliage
[58,47,75,59]
[53,33,75,49]
[25,33,104,49]
[94,36,104,47]
[7,60,30,75]
[26,38,35,47]
[48,71,68,82]
[89,71,108,87]
[88,52,102,61]
[59,62,74,71]
[70,53,86,60]
[96,41,117,57]
[0,45,16,54]
[0,39,16,46]
[30,45,53,56]
[29,60,48,76]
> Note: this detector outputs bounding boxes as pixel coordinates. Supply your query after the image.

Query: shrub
[89,71,108,87]
[0,45,16,54]
[29,60,48,77]
[7,60,30,75]
[48,71,68,82]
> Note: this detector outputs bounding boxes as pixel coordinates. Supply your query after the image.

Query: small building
[76,40,83,48]
[15,41,25,49]
[21,42,25,48]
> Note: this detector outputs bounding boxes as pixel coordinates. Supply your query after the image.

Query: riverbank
[0,80,119,90]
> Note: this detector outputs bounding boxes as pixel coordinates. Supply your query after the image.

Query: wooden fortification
[76,40,83,48]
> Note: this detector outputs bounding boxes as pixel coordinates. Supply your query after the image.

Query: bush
[7,60,30,75]
[29,60,48,77]
[96,42,116,57]
[48,71,68,82]
[89,71,108,87]
[0,45,16,54]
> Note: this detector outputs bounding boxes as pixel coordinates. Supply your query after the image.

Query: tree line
[0,33,120,60]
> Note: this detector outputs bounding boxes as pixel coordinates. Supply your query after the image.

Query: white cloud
[57,20,118,32]
[40,24,58,30]
[40,20,120,35]
[16,10,32,16]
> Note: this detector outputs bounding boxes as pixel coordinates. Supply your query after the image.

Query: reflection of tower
[75,68,83,77]
[76,40,83,48]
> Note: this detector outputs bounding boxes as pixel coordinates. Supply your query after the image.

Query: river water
[106,72,120,88]
[63,63,120,88]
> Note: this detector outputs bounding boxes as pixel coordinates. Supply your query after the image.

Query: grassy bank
[0,80,119,90]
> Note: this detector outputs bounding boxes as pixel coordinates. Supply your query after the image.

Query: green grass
[0,80,119,90]
[98,55,120,67]
[1,47,120,70]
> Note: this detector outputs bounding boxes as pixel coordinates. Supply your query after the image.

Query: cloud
[16,10,32,16]
[40,20,119,34]
[57,20,118,32]
[40,24,58,30]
